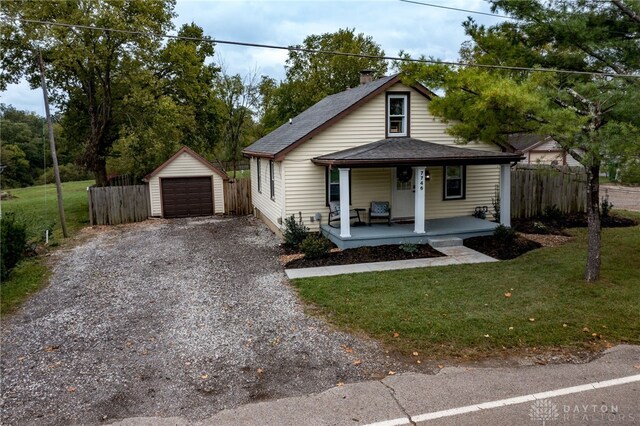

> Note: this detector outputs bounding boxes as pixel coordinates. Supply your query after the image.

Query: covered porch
[321,216,499,249]
[312,138,524,249]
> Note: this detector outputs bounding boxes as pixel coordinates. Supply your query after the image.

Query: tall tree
[1,0,175,186]
[398,0,640,281]
[215,71,259,177]
[260,28,388,131]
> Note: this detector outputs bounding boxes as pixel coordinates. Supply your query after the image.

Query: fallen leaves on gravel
[387,371,396,376]
[44,345,59,352]
[340,344,353,353]
[352,359,362,366]
[67,387,76,393]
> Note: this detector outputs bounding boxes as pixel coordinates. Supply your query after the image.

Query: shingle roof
[243,74,401,158]
[311,138,524,167]
[508,134,550,152]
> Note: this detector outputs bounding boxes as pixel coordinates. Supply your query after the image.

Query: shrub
[600,191,614,218]
[283,214,309,249]
[300,233,331,259]
[400,243,418,254]
[493,224,516,245]
[1,213,28,280]
[543,205,562,222]
[35,164,93,185]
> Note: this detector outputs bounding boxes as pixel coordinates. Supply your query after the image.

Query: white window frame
[269,160,275,200]
[387,94,408,137]
[444,165,465,200]
[256,158,262,193]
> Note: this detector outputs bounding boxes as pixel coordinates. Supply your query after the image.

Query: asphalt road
[601,185,640,212]
[111,345,640,425]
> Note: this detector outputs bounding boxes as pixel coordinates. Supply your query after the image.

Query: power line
[398,0,515,19]
[5,17,639,79]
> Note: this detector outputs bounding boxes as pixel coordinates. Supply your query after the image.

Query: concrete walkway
[285,246,497,279]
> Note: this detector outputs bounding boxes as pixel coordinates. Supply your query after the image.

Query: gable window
[269,160,275,200]
[387,93,409,137]
[326,168,351,205]
[443,165,466,200]
[256,158,262,193]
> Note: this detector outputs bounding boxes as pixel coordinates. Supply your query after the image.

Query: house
[243,73,523,248]
[508,134,582,167]
[145,146,228,218]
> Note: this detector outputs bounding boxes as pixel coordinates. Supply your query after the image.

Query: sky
[0,0,506,114]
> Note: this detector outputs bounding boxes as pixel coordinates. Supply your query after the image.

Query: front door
[392,168,415,219]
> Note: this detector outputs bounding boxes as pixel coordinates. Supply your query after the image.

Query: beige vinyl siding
[250,157,285,229]
[282,82,501,230]
[149,151,225,216]
[425,165,499,219]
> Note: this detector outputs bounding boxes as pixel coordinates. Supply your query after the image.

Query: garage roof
[144,146,228,181]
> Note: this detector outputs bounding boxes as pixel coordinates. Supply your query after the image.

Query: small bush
[493,224,516,245]
[283,214,309,249]
[300,233,331,259]
[35,164,93,185]
[600,191,614,218]
[400,243,418,254]
[543,205,562,222]
[1,213,28,280]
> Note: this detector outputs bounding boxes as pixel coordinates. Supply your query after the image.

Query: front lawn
[292,214,640,359]
[1,180,94,315]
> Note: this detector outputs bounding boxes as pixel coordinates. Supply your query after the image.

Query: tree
[260,28,388,131]
[215,71,259,177]
[1,0,176,186]
[398,0,640,281]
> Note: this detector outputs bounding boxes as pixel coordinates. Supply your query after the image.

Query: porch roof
[311,138,524,168]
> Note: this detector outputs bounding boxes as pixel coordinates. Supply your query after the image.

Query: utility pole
[38,50,68,238]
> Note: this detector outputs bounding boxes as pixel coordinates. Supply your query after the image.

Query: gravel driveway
[601,184,640,212]
[1,216,402,425]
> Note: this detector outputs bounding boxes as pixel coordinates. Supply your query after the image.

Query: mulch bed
[464,236,542,260]
[283,244,444,269]
[513,213,637,235]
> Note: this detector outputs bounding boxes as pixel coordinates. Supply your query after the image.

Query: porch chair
[368,201,391,226]
[328,201,358,228]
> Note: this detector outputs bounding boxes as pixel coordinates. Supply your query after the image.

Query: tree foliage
[398,0,640,281]
[259,28,388,132]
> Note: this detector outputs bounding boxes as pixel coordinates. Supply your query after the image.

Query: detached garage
[146,146,228,218]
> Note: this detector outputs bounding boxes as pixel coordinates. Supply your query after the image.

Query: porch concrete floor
[320,216,498,249]
[285,245,497,279]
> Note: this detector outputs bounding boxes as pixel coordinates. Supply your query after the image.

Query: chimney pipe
[359,69,374,85]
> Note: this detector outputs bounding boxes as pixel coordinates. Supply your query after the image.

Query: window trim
[256,158,262,193]
[269,160,275,201]
[325,167,352,206]
[386,92,410,138]
[443,165,466,200]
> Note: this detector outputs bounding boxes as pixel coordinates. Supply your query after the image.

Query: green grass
[293,213,640,359]
[1,180,94,315]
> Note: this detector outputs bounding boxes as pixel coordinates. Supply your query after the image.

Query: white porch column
[414,167,426,234]
[500,164,512,227]
[339,168,351,238]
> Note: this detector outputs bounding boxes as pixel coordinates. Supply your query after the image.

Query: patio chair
[368,201,391,226]
[328,201,358,228]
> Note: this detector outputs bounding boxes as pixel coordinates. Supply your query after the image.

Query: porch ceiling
[311,137,524,168]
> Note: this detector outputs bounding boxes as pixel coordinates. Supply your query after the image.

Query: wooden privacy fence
[224,178,252,215]
[511,165,587,219]
[88,185,150,226]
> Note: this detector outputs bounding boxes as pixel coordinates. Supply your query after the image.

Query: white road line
[365,374,640,426]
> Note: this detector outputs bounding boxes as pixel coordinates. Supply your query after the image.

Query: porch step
[427,237,463,248]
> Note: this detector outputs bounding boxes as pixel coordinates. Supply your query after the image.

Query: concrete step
[427,237,463,248]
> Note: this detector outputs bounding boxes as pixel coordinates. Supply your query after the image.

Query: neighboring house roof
[243,74,435,160]
[144,145,228,181]
[508,134,553,152]
[312,138,524,168]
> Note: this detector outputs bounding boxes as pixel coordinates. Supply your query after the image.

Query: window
[269,160,275,200]
[387,93,408,137]
[256,158,262,193]
[325,168,351,205]
[444,165,465,200]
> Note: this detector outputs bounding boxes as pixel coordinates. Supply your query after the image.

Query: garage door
[161,177,214,218]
